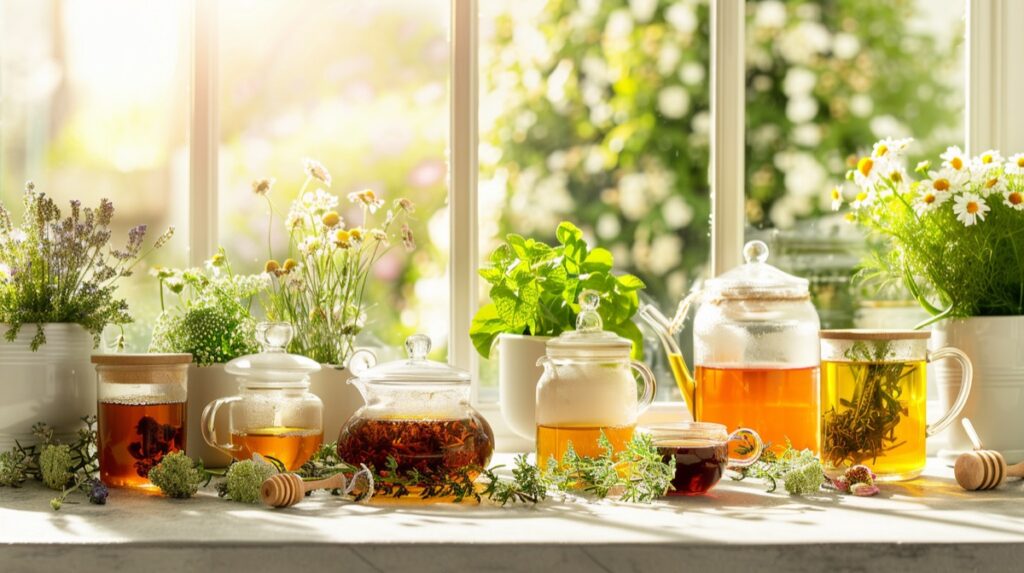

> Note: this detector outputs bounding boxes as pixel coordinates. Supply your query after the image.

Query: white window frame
[184,0,1024,448]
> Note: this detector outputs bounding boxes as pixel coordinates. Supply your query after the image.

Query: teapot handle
[630,360,657,414]
[201,396,242,455]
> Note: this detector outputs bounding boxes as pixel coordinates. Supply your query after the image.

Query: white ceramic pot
[185,364,236,467]
[0,323,96,451]
[310,366,362,445]
[934,316,1024,463]
[495,334,551,442]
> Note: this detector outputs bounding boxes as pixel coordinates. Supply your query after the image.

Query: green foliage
[471,221,645,359]
[1,417,104,510]
[221,457,278,504]
[0,184,172,349]
[484,0,961,304]
[148,452,209,499]
[546,431,675,503]
[733,444,826,495]
[481,454,549,506]
[39,445,72,491]
[148,249,266,365]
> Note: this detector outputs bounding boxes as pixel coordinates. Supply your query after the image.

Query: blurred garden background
[1,0,963,395]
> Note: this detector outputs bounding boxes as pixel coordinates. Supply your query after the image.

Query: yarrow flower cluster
[831,138,1024,320]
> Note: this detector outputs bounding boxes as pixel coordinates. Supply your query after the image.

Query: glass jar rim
[820,329,931,341]
[640,422,729,443]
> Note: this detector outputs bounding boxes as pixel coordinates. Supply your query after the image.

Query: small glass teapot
[535,291,656,467]
[640,240,821,453]
[337,334,494,497]
[202,322,324,470]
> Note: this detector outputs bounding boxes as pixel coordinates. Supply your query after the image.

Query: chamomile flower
[1003,189,1024,211]
[979,174,1007,197]
[299,236,322,255]
[303,158,332,187]
[850,189,875,209]
[829,186,844,211]
[853,156,882,187]
[913,185,949,216]
[921,170,955,196]
[872,137,912,160]
[1005,153,1024,176]
[973,149,1003,171]
[941,146,970,172]
[953,192,990,227]
[348,189,385,213]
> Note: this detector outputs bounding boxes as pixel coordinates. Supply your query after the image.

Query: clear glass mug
[644,422,763,496]
[821,330,973,481]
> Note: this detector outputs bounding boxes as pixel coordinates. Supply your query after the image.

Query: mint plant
[470,221,645,359]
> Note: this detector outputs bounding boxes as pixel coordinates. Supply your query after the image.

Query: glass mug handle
[630,360,658,414]
[925,346,974,437]
[201,396,242,453]
[727,427,763,468]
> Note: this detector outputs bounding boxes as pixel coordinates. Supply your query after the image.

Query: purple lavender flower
[86,478,108,505]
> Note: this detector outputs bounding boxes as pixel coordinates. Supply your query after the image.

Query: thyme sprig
[546,432,675,503]
[732,442,827,495]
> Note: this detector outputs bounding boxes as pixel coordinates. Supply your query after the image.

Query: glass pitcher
[535,291,656,468]
[202,322,324,470]
[337,334,494,498]
[641,240,821,453]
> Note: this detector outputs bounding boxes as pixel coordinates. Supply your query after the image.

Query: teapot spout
[638,303,696,417]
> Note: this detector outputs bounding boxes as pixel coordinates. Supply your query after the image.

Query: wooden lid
[91,353,193,366]
[820,329,931,341]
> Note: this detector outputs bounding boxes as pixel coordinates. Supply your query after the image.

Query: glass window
[479,0,712,400]
[216,0,451,359]
[0,0,191,350]
[743,0,966,330]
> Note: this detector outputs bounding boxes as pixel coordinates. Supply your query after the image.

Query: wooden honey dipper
[260,473,347,508]
[954,418,1024,491]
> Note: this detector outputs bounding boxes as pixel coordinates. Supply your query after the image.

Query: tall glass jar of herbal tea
[688,241,821,454]
[820,330,972,481]
[93,353,193,489]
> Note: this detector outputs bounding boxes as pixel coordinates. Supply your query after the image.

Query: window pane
[217,0,450,360]
[744,0,965,329]
[479,0,712,400]
[0,0,191,350]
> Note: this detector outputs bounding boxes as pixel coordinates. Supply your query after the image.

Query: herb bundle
[0,182,173,349]
[732,444,826,495]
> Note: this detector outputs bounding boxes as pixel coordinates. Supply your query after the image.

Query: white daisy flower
[913,186,949,216]
[1005,153,1024,176]
[921,170,955,195]
[940,146,971,178]
[979,174,1007,197]
[973,149,1003,172]
[872,137,913,160]
[299,236,323,255]
[1004,189,1024,211]
[953,192,990,226]
[850,189,876,210]
[829,186,844,211]
[853,156,884,188]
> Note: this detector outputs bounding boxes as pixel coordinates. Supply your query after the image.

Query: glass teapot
[639,240,821,453]
[535,291,656,467]
[202,322,324,470]
[336,334,494,496]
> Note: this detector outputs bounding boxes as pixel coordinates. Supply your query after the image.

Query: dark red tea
[659,440,729,496]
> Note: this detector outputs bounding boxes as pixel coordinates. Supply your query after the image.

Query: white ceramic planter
[495,334,551,442]
[0,323,96,451]
[934,316,1024,463]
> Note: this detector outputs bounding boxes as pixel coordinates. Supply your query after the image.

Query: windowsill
[2,456,1022,571]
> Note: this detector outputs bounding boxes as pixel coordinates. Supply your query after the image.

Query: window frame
[183,0,1023,446]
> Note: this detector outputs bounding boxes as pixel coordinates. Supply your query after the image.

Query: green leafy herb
[219,457,278,504]
[732,443,826,495]
[470,221,646,359]
[823,340,912,468]
[481,454,548,506]
[546,432,675,503]
[148,451,211,499]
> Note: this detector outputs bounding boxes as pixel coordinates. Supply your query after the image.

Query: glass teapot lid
[353,334,471,385]
[225,322,321,384]
[546,290,632,360]
[703,240,809,300]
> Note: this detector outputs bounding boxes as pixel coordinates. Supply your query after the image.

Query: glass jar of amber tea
[821,330,973,481]
[93,353,193,489]
[337,334,494,502]
[204,322,324,470]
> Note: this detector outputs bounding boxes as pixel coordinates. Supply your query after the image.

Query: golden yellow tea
[695,365,820,454]
[822,359,926,480]
[536,424,634,469]
[230,427,323,470]
[98,400,186,488]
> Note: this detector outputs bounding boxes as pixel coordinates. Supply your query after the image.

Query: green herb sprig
[546,432,675,503]
[732,443,827,495]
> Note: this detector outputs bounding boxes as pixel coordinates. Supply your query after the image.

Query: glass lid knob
[575,289,604,333]
[743,240,770,264]
[256,322,293,353]
[405,334,432,361]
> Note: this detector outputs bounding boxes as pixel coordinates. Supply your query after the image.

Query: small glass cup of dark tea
[644,422,763,496]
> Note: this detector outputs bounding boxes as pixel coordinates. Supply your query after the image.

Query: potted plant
[0,182,171,450]
[256,159,415,442]
[836,138,1024,460]
[149,248,267,465]
[470,221,645,440]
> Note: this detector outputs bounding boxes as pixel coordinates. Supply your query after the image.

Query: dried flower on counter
[220,456,278,504]
[148,451,209,499]
[40,445,73,491]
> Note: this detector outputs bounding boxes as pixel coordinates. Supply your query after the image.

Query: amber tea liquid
[821,359,927,480]
[536,424,634,469]
[659,440,729,495]
[98,400,186,488]
[695,365,820,454]
[230,427,323,470]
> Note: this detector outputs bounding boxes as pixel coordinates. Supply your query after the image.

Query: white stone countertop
[1,456,1023,573]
